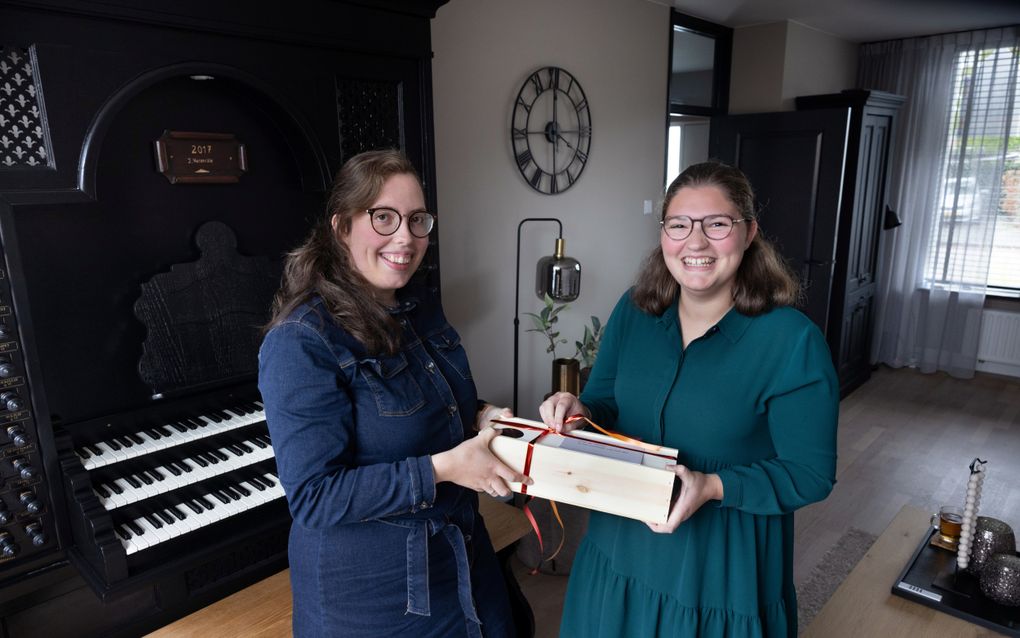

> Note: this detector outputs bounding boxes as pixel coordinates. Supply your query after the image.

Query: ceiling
[669,0,1020,43]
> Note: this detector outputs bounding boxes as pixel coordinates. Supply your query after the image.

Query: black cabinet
[710,90,903,397]
[797,90,904,396]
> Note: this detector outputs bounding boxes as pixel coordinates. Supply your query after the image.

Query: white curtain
[860,27,1019,378]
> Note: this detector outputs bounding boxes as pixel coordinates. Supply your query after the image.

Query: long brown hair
[265,149,422,354]
[632,161,800,316]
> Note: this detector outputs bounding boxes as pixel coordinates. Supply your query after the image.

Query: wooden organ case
[0,1,446,635]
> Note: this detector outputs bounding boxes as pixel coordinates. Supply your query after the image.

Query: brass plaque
[154,131,248,184]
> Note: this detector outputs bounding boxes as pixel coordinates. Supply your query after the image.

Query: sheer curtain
[860,27,1019,378]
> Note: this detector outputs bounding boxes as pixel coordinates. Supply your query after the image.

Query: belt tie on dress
[398,516,482,638]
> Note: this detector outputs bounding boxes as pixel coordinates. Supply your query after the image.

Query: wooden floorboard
[518,365,1020,636]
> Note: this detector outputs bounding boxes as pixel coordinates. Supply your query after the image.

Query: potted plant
[524,294,578,394]
[574,315,604,390]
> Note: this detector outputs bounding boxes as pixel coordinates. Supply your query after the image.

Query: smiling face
[661,184,757,304]
[335,172,429,306]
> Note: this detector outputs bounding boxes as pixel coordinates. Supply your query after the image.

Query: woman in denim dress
[258,150,527,638]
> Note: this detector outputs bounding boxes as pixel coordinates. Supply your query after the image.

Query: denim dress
[258,291,514,638]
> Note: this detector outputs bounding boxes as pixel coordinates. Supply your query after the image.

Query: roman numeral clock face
[511,66,591,195]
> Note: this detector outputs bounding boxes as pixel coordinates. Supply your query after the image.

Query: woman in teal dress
[539,161,839,637]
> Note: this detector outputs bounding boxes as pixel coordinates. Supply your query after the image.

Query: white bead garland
[956,459,986,571]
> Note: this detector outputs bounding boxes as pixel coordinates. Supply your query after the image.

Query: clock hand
[555,132,578,151]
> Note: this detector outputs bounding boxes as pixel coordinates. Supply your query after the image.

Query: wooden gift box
[489,417,679,524]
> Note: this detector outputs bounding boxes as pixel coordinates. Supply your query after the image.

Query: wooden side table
[803,504,1001,637]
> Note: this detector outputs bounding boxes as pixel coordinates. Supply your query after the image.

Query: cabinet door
[709,108,850,334]
[846,111,893,296]
[836,110,894,394]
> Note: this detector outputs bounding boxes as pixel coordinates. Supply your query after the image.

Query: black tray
[891,526,1020,636]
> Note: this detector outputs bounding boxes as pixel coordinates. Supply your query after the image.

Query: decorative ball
[966,517,1016,576]
[980,554,1020,606]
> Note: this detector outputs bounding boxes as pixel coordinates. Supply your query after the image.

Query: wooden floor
[515,365,1020,637]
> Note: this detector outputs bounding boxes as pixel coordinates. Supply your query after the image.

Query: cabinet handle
[883,205,903,230]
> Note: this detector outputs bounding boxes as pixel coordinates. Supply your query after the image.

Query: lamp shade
[535,237,581,301]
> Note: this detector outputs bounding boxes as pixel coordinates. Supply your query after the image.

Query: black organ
[0,1,446,635]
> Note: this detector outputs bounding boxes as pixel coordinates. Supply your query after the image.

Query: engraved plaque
[154,131,247,184]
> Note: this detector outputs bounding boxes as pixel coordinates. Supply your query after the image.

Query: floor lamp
[513,218,581,415]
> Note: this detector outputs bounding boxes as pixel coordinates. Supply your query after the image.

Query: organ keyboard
[57,388,291,594]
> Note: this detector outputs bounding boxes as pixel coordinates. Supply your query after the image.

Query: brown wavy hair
[265,149,422,354]
[632,161,801,316]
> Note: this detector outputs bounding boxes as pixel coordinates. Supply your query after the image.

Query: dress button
[426,361,436,372]
[420,501,429,509]
[464,534,472,542]
[448,405,458,415]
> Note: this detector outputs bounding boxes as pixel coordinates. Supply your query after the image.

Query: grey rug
[797,527,878,632]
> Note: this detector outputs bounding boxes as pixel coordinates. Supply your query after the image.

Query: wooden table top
[803,504,1007,638]
[146,495,532,638]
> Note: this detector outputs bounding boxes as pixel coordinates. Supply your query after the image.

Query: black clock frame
[511,66,592,195]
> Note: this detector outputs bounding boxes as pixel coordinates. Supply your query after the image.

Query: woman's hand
[476,403,512,431]
[431,427,532,498]
[645,465,723,534]
[538,392,590,433]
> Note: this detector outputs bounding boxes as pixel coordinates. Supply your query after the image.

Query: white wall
[432,0,668,416]
[729,21,858,113]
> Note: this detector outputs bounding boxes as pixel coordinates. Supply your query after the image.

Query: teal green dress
[561,291,838,637]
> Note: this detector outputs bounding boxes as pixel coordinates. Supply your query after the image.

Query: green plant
[574,315,604,369]
[524,294,569,358]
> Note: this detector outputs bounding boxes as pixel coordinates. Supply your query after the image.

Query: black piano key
[170,422,187,434]
[262,474,277,487]
[149,467,166,480]
[250,437,267,449]
[225,407,244,418]
[108,480,124,495]
[136,471,153,486]
[184,499,202,514]
[211,449,229,462]
[155,509,174,525]
[183,419,199,430]
[211,491,230,505]
[107,439,122,451]
[144,513,163,529]
[191,455,208,468]
[177,460,195,473]
[86,444,103,456]
[225,444,243,457]
[224,486,242,500]
[77,447,91,459]
[170,505,187,521]
[247,476,266,491]
[128,433,145,445]
[94,483,111,498]
[198,495,215,509]
[238,441,253,453]
[145,428,163,440]
[234,482,251,497]
[127,519,144,535]
[203,411,223,424]
[124,474,141,489]
[184,417,206,429]
[163,463,182,477]
[116,525,131,541]
[116,436,133,448]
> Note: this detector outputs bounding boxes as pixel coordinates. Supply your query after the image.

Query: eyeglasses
[365,207,436,238]
[660,214,748,241]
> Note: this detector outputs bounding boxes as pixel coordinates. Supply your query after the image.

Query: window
[665,11,731,188]
[925,44,1020,295]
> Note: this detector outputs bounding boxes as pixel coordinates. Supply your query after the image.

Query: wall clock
[511,66,591,195]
